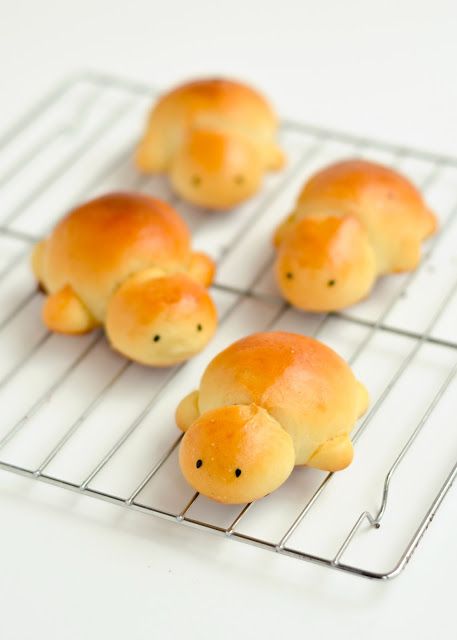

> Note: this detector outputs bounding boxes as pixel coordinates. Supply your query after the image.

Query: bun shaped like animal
[136,78,285,210]
[32,193,217,366]
[176,332,368,504]
[274,159,437,312]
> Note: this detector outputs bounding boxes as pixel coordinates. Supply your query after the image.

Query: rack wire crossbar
[0,71,456,581]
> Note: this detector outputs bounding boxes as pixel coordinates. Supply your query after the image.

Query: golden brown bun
[177,332,368,503]
[274,159,438,311]
[136,78,285,210]
[33,193,217,366]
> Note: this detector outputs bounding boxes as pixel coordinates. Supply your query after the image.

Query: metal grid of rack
[0,71,456,580]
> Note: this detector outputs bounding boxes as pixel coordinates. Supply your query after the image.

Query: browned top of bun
[297,159,436,237]
[49,192,190,271]
[40,193,192,319]
[198,331,364,443]
[155,77,278,134]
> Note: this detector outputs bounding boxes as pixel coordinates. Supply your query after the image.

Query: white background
[0,1,456,638]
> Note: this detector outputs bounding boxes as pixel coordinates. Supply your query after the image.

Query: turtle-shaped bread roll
[136,78,285,210]
[176,332,368,504]
[274,159,437,311]
[32,193,217,366]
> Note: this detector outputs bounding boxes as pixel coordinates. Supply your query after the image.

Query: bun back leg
[31,240,46,289]
[307,435,354,472]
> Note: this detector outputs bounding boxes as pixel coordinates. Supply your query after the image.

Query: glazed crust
[177,332,368,503]
[136,78,284,209]
[274,159,438,311]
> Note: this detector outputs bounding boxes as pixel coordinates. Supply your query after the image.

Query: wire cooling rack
[0,71,456,581]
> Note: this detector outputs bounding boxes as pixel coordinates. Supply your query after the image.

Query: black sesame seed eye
[196,459,203,469]
[196,324,203,332]
[235,468,242,478]
[191,175,201,187]
[286,272,293,280]
[327,279,336,287]
[153,335,161,342]
[234,174,245,185]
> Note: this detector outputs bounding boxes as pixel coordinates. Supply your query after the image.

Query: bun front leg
[42,285,98,334]
[176,390,200,432]
[267,144,286,171]
[187,251,215,287]
[135,123,170,173]
[273,211,297,247]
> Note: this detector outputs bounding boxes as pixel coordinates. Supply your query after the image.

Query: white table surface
[0,1,456,638]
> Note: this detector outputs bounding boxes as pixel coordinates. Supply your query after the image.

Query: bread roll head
[180,404,295,503]
[33,192,217,366]
[106,271,217,366]
[169,128,263,209]
[273,158,438,311]
[177,331,368,503]
[136,78,285,210]
[276,215,377,311]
